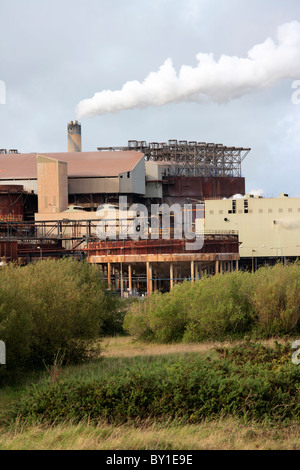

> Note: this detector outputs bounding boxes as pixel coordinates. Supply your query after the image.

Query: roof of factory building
[0,151,144,179]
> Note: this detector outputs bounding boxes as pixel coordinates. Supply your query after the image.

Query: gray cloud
[0,0,300,198]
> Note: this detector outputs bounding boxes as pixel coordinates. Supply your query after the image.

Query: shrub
[183,271,255,342]
[4,342,300,426]
[124,271,256,343]
[124,288,191,343]
[123,296,155,341]
[0,258,121,380]
[124,262,300,343]
[252,262,300,336]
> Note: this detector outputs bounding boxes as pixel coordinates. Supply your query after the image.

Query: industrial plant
[0,120,298,295]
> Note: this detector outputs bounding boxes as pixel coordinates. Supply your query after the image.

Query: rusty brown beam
[88,253,239,264]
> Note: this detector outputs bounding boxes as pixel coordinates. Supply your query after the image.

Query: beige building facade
[37,155,68,213]
[204,194,300,259]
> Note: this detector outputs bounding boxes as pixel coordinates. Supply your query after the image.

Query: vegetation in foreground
[0,337,299,450]
[0,417,299,450]
[124,262,300,343]
[0,258,124,384]
[1,341,299,427]
[0,260,300,450]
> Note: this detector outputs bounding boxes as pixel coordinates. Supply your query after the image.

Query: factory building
[0,149,145,215]
[99,139,250,206]
[0,122,250,216]
[0,121,253,292]
[0,120,298,290]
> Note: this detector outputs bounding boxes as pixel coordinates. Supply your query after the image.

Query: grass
[0,418,299,450]
[101,336,223,357]
[100,335,290,357]
[0,335,299,450]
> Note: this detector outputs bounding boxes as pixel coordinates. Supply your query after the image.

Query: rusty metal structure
[0,185,25,221]
[0,240,18,262]
[0,185,37,222]
[0,219,99,243]
[0,219,91,262]
[88,235,239,257]
[0,219,240,294]
[97,139,249,205]
[162,175,246,205]
[98,140,250,178]
[88,233,239,294]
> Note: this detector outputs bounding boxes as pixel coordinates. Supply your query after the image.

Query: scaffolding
[97,140,251,177]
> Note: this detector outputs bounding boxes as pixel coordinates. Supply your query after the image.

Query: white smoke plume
[76,21,300,118]
[248,189,265,197]
[273,219,300,230]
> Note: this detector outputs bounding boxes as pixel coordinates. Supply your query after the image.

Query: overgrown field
[2,340,299,427]
[0,260,300,450]
[124,262,300,343]
[0,337,299,450]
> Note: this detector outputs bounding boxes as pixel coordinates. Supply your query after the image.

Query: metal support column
[128,264,132,293]
[107,262,111,288]
[170,262,174,290]
[191,260,194,282]
[146,261,152,295]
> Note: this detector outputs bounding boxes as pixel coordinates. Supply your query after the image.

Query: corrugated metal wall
[163,176,245,203]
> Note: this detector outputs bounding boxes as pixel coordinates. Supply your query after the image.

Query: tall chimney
[67,120,81,152]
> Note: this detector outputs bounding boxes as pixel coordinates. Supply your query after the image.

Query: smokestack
[67,120,81,152]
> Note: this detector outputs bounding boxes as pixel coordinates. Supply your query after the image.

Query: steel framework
[97,140,250,177]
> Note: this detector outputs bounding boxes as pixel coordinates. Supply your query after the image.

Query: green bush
[124,271,256,343]
[183,271,255,342]
[124,262,300,343]
[123,289,191,343]
[4,342,299,426]
[0,259,121,380]
[252,262,300,336]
